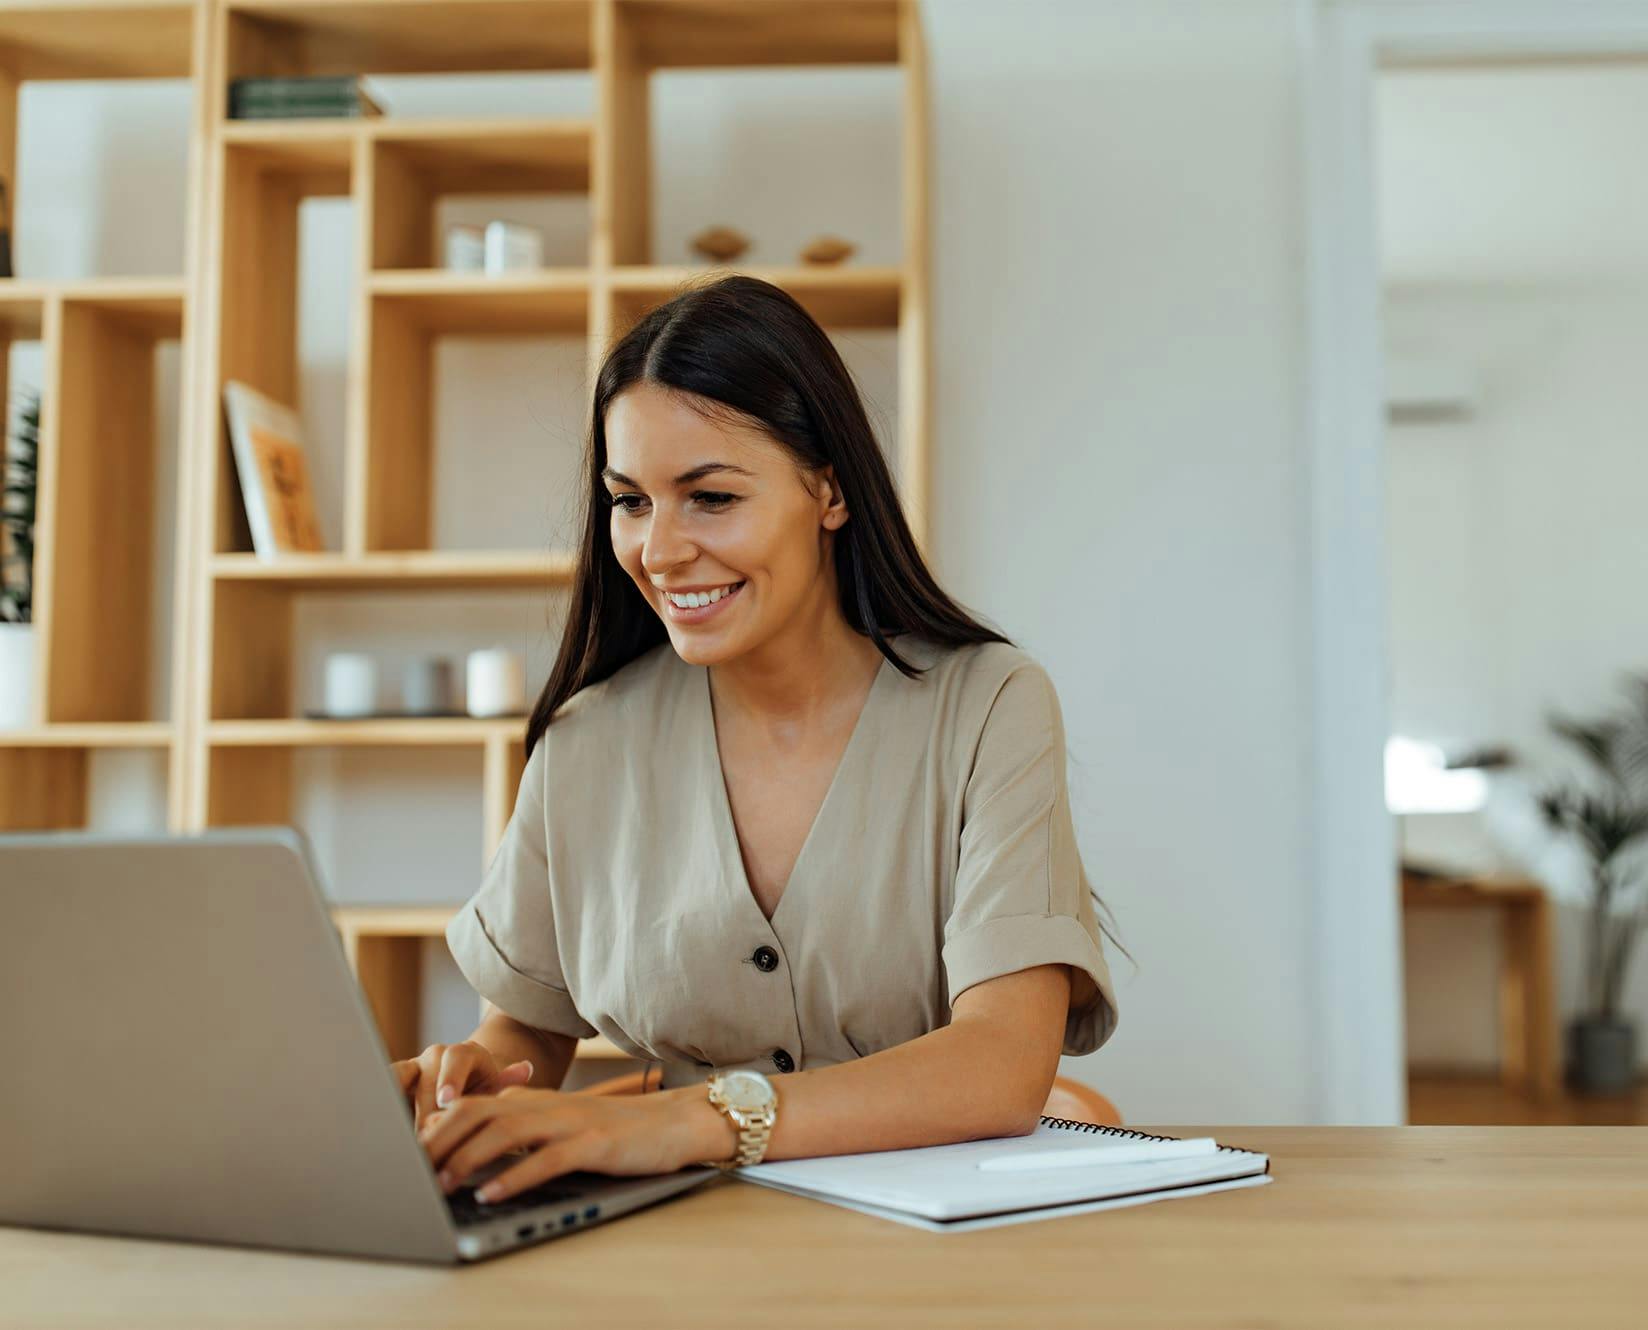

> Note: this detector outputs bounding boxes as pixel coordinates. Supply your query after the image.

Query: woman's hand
[418,1085,729,1203]
[393,1041,535,1131]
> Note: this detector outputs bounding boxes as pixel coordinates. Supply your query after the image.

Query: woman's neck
[707,617,884,740]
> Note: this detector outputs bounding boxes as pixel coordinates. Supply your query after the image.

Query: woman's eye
[608,492,737,514]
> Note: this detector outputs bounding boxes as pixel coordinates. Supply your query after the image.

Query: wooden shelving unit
[1,0,930,1069]
[0,1,210,831]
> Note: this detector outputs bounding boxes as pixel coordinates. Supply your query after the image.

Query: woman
[395,275,1124,1206]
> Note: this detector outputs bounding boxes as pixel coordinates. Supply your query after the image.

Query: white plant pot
[0,621,37,727]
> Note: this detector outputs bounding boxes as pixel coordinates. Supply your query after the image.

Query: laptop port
[516,1225,536,1239]
[583,1205,599,1221]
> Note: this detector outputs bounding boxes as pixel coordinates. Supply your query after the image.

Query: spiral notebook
[735,1118,1273,1233]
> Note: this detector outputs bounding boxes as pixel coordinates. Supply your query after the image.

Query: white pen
[976,1138,1220,1171]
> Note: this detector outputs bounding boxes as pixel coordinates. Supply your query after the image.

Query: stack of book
[227,76,385,120]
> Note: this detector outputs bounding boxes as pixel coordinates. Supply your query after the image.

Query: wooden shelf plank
[0,722,173,749]
[611,264,902,329]
[208,716,528,747]
[0,277,187,338]
[0,2,196,81]
[371,115,592,194]
[369,268,589,333]
[0,288,45,338]
[622,0,900,68]
[224,1,594,77]
[211,550,576,589]
[332,905,461,936]
[219,120,360,178]
[61,283,186,338]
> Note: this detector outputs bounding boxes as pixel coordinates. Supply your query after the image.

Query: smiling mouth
[661,580,746,618]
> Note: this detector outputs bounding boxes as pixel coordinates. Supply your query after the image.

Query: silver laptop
[0,828,715,1264]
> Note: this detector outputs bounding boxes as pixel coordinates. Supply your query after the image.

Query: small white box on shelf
[483,220,542,274]
[444,224,485,271]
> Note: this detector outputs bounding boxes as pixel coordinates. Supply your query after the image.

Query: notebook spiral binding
[1038,1115,1259,1157]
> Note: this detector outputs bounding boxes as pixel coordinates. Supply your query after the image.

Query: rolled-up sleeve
[942,662,1120,1055]
[446,735,598,1040]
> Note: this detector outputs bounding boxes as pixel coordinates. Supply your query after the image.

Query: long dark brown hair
[523,274,1010,759]
[524,272,1132,970]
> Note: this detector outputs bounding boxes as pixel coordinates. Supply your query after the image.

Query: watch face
[719,1069,777,1112]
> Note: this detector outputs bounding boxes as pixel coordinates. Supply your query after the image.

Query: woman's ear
[817,465,850,531]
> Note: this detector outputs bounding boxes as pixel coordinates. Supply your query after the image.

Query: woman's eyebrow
[601,462,757,487]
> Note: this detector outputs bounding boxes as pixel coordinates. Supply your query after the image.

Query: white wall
[14,0,1333,1125]
[928,0,1314,1123]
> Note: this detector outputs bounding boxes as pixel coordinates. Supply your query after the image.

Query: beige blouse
[446,633,1119,1090]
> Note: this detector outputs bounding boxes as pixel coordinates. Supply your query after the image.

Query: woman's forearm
[662,1020,1049,1166]
[659,965,1071,1166]
[467,1004,578,1090]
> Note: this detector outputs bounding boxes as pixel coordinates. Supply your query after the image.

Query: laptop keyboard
[446,1179,591,1227]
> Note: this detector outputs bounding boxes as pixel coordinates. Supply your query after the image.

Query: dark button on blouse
[771,1048,795,1073]
[752,945,779,972]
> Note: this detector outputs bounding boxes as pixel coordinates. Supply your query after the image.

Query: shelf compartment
[202,718,526,864]
[33,287,186,724]
[370,117,591,271]
[619,0,900,69]
[0,724,173,830]
[224,1,594,79]
[210,131,359,564]
[212,550,576,589]
[610,264,901,330]
[359,271,588,552]
[0,2,197,82]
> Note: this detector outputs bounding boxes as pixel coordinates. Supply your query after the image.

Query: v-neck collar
[698,648,894,936]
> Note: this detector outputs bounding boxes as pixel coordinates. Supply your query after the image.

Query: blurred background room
[2,0,1645,1131]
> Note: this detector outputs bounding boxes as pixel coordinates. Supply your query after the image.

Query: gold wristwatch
[700,1069,779,1169]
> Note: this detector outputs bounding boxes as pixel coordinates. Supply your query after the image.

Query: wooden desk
[4,1127,1645,1328]
[1402,871,1561,1098]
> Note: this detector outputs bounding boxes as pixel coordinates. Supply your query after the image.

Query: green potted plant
[1,385,39,727]
[1535,686,1648,1094]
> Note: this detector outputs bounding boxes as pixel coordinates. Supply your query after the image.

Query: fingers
[419,1093,505,1171]
[414,1045,446,1129]
[486,1059,534,1092]
[435,1044,482,1110]
[432,1118,545,1194]
[470,1140,584,1204]
[405,1045,533,1132]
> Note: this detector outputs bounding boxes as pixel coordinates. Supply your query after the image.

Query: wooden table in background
[3,1128,1645,1329]
[1402,871,1561,1099]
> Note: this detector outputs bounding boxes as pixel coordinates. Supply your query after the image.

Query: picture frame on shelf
[221,380,325,559]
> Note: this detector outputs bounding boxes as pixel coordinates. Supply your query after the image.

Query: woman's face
[602,381,847,666]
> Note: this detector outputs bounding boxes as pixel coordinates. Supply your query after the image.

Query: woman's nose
[641,507,695,576]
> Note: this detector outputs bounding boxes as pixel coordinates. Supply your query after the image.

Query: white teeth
[667,582,741,609]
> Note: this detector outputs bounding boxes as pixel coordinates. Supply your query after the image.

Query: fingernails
[523,1061,534,1080]
[437,1084,453,1107]
[476,1184,500,1203]
[438,1169,453,1190]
